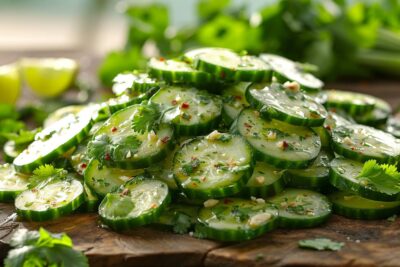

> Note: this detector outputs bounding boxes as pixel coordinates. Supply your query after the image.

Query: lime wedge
[0,64,21,104]
[20,58,78,98]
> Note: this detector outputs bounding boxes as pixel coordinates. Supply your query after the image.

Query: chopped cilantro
[172,212,192,234]
[298,238,344,251]
[29,165,67,189]
[131,103,160,134]
[4,228,88,267]
[181,158,201,176]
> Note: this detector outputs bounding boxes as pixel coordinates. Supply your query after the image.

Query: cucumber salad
[2,47,400,242]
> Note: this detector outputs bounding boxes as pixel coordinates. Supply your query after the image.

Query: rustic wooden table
[1,52,400,267]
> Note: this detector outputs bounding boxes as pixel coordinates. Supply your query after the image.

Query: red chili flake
[111,126,118,133]
[244,122,252,128]
[351,147,355,151]
[105,153,111,161]
[282,140,289,149]
[223,198,233,204]
[201,176,207,182]
[191,156,198,161]
[325,125,332,131]
[80,163,87,169]
[161,136,170,144]
[234,95,242,100]
[171,99,178,105]
[159,57,165,62]
[181,102,190,109]
[120,188,129,196]
[220,71,226,79]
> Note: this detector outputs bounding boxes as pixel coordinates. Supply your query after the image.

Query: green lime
[20,58,78,98]
[0,64,21,104]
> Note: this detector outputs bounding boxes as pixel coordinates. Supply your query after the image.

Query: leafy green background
[98,0,400,86]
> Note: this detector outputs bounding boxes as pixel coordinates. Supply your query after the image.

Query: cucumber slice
[353,98,391,127]
[155,204,199,233]
[0,164,29,202]
[146,145,179,191]
[81,182,100,212]
[260,54,324,92]
[235,108,321,169]
[242,162,286,198]
[386,114,400,138]
[148,58,214,85]
[99,178,170,231]
[14,110,93,173]
[246,83,327,127]
[112,71,159,95]
[221,82,250,125]
[196,198,278,241]
[285,151,332,192]
[173,132,253,199]
[84,159,145,197]
[192,48,272,82]
[44,105,85,128]
[150,85,222,136]
[329,157,400,201]
[268,188,332,228]
[329,191,400,220]
[3,141,26,163]
[325,90,376,115]
[88,104,174,169]
[332,124,400,164]
[305,91,327,105]
[15,176,84,221]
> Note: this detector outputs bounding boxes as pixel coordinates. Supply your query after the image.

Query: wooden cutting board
[1,202,400,267]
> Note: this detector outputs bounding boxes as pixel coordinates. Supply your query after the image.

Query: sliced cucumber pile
[3,47,400,242]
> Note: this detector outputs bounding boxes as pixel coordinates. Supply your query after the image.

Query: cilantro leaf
[29,165,67,189]
[298,238,344,251]
[4,228,88,267]
[131,104,160,134]
[88,134,142,165]
[357,160,400,195]
[173,212,192,234]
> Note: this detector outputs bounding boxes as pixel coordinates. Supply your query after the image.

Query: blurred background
[1,0,399,87]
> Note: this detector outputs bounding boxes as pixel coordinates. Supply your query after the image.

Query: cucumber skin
[277,211,331,229]
[16,192,85,222]
[284,171,332,193]
[148,66,214,85]
[194,58,272,83]
[108,87,158,114]
[245,88,325,127]
[195,215,278,242]
[173,115,222,137]
[242,176,286,198]
[329,167,400,202]
[99,193,171,231]
[14,121,93,174]
[331,139,398,165]
[110,140,175,170]
[0,190,24,203]
[325,101,374,116]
